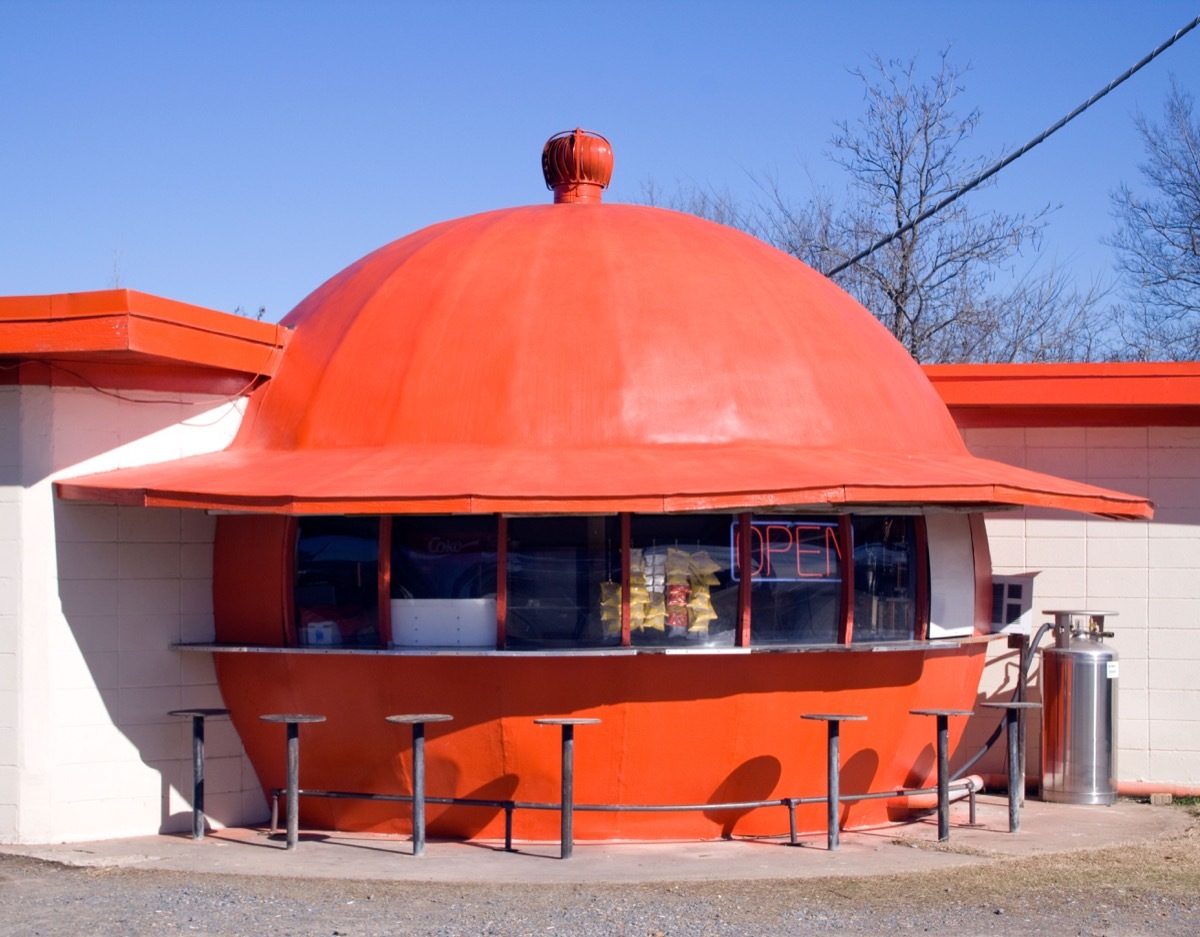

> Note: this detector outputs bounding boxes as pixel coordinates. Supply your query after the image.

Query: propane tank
[1040,610,1119,805]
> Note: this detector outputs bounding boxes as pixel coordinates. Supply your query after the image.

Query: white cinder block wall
[0,387,21,838]
[0,383,266,844]
[962,424,1200,790]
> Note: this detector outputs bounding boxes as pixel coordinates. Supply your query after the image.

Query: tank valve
[1087,614,1114,641]
[1045,610,1117,647]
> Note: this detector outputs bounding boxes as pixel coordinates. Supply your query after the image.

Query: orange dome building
[56,130,1150,844]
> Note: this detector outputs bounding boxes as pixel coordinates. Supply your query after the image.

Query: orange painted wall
[213,515,294,645]
[215,643,988,842]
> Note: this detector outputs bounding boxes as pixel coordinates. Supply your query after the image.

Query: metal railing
[268,778,979,852]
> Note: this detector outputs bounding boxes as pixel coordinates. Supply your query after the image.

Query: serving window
[851,515,918,642]
[294,516,381,647]
[290,511,928,650]
[505,516,621,649]
[629,514,738,647]
[738,517,842,646]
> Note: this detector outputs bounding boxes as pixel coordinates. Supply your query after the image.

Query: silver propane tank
[1040,610,1119,805]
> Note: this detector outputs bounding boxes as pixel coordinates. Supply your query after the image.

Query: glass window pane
[852,516,918,642]
[630,514,738,647]
[294,516,380,647]
[506,516,621,648]
[390,516,498,600]
[735,517,842,645]
[389,516,499,648]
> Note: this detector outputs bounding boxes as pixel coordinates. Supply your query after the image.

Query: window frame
[289,511,931,650]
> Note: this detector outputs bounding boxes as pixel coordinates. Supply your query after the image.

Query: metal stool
[982,701,1043,832]
[534,717,601,859]
[260,713,326,850]
[168,708,229,840]
[802,713,867,851]
[385,713,453,856]
[910,708,974,842]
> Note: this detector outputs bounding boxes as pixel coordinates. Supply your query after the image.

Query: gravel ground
[3,813,1198,937]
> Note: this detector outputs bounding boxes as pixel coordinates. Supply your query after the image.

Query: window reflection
[390,516,497,600]
[736,517,842,645]
[629,515,737,647]
[294,516,380,646]
[852,516,917,642]
[506,516,621,648]
[289,512,927,650]
[389,515,498,649]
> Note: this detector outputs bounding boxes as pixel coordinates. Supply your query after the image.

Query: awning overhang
[54,442,1154,520]
[0,289,290,394]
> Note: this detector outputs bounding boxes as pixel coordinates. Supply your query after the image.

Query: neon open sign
[730,519,842,583]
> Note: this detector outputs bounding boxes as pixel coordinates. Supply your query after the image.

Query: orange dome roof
[248,203,964,456]
[54,136,1151,519]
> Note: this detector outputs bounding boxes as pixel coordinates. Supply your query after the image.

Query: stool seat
[802,713,868,722]
[169,708,230,719]
[910,708,974,718]
[386,713,453,725]
[260,713,327,724]
[981,701,1042,710]
[535,717,602,726]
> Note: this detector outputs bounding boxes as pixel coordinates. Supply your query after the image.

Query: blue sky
[2,1,1198,322]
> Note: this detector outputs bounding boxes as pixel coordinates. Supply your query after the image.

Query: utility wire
[827,14,1200,277]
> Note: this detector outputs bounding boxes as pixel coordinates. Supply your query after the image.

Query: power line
[827,14,1200,278]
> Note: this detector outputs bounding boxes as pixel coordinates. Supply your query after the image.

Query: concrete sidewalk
[0,795,1190,885]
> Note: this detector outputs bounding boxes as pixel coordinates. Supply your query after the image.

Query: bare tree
[639,178,759,234]
[775,53,1115,363]
[641,52,1113,363]
[1109,80,1200,360]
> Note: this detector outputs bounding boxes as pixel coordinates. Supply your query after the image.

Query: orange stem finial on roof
[542,128,613,203]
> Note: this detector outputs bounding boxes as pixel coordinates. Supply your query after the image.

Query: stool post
[412,721,427,856]
[803,712,866,852]
[190,715,206,841]
[911,707,973,843]
[561,723,576,859]
[825,719,841,851]
[386,714,453,857]
[261,713,325,851]
[981,701,1041,834]
[935,714,950,841]
[168,708,228,842]
[534,717,600,860]
[285,721,300,850]
[1005,706,1020,833]
[912,708,975,841]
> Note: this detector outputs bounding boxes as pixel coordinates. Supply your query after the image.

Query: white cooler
[390,597,497,648]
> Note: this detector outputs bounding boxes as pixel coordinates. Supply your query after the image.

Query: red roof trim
[53,443,1154,520]
[924,361,1200,405]
[924,362,1200,427]
[0,289,290,393]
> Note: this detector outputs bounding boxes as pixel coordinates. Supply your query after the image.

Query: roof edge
[0,289,290,392]
[925,361,1200,411]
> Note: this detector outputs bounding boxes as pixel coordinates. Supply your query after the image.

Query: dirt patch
[2,807,1198,936]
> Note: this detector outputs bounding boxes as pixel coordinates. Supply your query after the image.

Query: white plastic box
[302,620,341,646]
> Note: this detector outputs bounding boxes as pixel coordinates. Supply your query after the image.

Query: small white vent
[991,574,1034,634]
